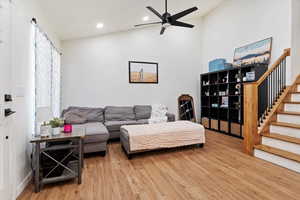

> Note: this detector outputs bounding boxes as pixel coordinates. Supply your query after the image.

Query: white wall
[291,0,300,81]
[202,0,292,83]
[11,0,60,198]
[62,19,203,119]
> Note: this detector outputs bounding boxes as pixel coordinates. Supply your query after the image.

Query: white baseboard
[15,171,32,198]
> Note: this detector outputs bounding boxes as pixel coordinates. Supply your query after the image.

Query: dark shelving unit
[200,64,268,138]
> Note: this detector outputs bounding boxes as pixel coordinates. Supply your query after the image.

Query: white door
[0,0,12,199]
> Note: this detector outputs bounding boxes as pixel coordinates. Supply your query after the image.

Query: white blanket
[121,121,205,152]
[149,104,168,124]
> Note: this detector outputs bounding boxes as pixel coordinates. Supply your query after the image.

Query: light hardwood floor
[18,130,300,200]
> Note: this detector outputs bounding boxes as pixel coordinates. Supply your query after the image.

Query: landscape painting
[129,61,158,84]
[233,37,272,66]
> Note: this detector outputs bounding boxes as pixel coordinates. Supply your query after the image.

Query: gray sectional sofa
[62,106,175,156]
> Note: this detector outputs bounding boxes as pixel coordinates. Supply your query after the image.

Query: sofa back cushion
[64,111,87,124]
[105,106,135,121]
[134,105,152,120]
[62,107,104,123]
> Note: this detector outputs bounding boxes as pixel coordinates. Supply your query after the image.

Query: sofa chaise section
[62,107,109,155]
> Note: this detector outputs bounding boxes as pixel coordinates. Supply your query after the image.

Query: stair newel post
[243,83,259,155]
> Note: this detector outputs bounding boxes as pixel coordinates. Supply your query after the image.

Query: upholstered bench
[120,121,205,159]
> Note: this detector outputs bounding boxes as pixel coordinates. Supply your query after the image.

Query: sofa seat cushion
[105,106,135,121]
[104,120,138,132]
[136,119,149,125]
[134,105,152,120]
[73,123,109,144]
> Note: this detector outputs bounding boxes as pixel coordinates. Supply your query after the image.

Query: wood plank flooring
[18,130,300,200]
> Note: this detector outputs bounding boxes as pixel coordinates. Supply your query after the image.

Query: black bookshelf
[200,64,268,138]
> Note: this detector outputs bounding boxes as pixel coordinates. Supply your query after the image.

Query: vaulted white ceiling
[38,0,224,41]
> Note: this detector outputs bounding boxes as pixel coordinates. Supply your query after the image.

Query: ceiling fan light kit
[134,0,198,35]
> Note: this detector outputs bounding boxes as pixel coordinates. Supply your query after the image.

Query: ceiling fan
[135,0,198,35]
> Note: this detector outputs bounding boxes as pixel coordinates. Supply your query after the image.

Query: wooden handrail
[243,48,291,155]
[256,48,290,86]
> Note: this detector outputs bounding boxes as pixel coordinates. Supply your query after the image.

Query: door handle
[4,108,16,117]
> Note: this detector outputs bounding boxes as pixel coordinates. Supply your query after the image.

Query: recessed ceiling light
[142,16,150,21]
[96,23,104,29]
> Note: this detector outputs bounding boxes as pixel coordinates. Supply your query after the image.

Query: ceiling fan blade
[134,22,161,27]
[171,21,194,28]
[170,7,198,21]
[160,27,166,35]
[147,6,164,20]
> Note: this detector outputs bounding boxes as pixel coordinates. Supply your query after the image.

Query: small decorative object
[235,84,241,95]
[243,76,247,82]
[64,124,73,133]
[246,71,255,81]
[205,91,209,96]
[219,91,226,96]
[209,59,232,72]
[220,97,229,108]
[40,122,51,138]
[233,37,272,67]
[212,103,219,108]
[49,118,64,136]
[233,102,240,109]
[203,81,210,86]
[222,75,228,83]
[52,127,61,136]
[235,73,242,82]
[129,61,158,84]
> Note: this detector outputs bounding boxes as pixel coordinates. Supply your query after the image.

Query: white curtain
[34,23,61,129]
[52,49,61,117]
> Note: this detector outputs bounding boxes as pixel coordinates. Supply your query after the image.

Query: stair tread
[255,144,300,163]
[262,133,300,145]
[277,111,300,115]
[271,121,300,129]
[284,101,300,104]
[290,92,300,94]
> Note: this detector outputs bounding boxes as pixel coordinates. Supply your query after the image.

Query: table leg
[81,139,84,168]
[78,138,82,184]
[35,142,40,193]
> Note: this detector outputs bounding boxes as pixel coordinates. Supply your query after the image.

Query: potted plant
[49,118,64,136]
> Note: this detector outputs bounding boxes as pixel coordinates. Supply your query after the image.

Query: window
[33,22,61,130]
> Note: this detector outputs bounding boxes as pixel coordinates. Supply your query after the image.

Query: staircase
[243,48,300,173]
[254,77,300,173]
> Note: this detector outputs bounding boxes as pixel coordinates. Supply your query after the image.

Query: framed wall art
[129,61,158,84]
[233,37,273,66]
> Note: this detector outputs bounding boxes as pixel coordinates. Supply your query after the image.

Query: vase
[40,125,51,138]
[52,127,61,136]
